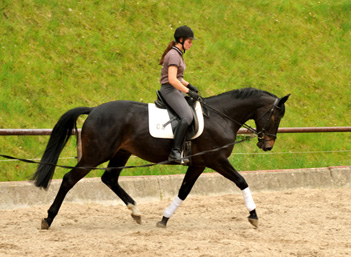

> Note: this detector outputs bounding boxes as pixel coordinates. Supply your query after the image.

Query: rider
[159,25,200,163]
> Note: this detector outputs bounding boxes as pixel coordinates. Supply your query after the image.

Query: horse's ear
[278,94,290,107]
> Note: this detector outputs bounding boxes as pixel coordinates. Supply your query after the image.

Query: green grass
[0,0,351,181]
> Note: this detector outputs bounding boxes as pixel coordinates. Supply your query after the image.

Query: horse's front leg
[208,159,258,228]
[157,166,205,228]
[242,187,258,227]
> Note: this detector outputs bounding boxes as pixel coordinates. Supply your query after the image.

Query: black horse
[32,87,289,229]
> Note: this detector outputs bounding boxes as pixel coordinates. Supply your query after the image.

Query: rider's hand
[187,90,200,100]
[187,84,199,93]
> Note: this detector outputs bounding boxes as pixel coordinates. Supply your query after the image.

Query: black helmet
[174,25,196,42]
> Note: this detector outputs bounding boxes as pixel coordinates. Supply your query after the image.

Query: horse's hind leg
[41,161,94,229]
[101,150,141,224]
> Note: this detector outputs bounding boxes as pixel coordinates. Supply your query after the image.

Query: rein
[199,98,258,134]
[199,97,280,140]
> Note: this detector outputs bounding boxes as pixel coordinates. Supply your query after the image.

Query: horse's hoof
[248,209,258,228]
[156,221,167,228]
[127,204,142,224]
[131,214,142,224]
[41,218,50,230]
[156,216,169,228]
[248,217,258,228]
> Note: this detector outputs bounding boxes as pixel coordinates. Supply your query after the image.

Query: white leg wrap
[163,196,183,218]
[242,187,256,211]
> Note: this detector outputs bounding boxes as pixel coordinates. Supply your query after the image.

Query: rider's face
[183,38,193,51]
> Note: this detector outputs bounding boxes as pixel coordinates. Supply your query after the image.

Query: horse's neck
[206,96,260,124]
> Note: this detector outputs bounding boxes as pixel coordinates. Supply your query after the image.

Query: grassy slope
[0,0,350,181]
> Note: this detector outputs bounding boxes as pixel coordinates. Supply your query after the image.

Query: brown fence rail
[0,129,78,135]
[1,127,351,161]
[0,129,82,160]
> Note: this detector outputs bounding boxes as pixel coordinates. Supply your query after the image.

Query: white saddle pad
[148,101,204,139]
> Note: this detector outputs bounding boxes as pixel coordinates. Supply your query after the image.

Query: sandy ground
[1,188,351,257]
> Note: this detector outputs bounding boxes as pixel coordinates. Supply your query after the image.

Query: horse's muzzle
[257,139,275,151]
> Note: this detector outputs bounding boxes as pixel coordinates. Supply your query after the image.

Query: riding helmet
[174,25,196,41]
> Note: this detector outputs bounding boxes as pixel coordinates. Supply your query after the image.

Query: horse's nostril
[257,141,264,149]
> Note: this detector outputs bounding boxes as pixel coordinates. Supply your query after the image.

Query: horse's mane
[208,87,277,100]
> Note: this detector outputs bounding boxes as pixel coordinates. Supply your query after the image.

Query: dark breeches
[160,83,193,125]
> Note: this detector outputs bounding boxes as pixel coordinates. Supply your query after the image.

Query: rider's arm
[181,79,190,87]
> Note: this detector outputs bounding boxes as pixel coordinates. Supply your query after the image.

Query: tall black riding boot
[168,119,189,164]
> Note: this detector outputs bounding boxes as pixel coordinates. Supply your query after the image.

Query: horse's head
[254,94,290,151]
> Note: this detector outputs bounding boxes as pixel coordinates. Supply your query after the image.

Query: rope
[0,153,170,171]
[0,157,76,162]
[0,137,253,171]
[1,149,348,163]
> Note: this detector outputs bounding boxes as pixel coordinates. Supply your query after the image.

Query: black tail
[32,107,93,189]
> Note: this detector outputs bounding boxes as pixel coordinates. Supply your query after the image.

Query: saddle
[154,90,199,139]
[148,90,204,140]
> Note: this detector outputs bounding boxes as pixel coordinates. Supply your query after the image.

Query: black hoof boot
[156,216,169,228]
[248,209,258,228]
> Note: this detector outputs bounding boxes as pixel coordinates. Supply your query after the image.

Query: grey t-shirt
[160,47,186,85]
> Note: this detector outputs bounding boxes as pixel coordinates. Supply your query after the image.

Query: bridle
[255,98,280,141]
[199,97,281,142]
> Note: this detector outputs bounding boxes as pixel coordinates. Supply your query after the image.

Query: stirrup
[168,150,189,164]
[181,157,190,165]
